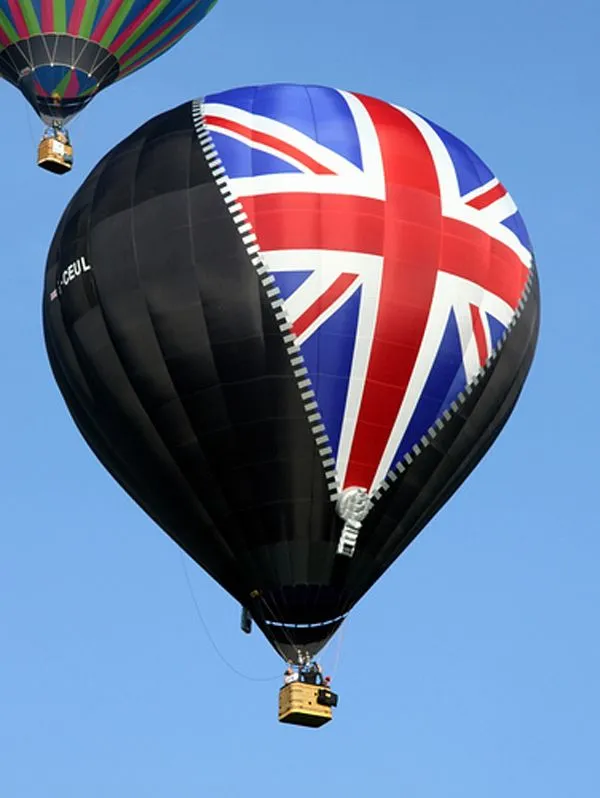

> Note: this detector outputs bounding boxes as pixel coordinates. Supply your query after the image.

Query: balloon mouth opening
[263,612,348,630]
[262,620,345,662]
[249,586,349,660]
[30,91,99,126]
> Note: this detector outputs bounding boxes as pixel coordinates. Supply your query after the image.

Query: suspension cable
[179,552,280,683]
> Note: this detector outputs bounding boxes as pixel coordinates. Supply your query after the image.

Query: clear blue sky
[1,1,598,795]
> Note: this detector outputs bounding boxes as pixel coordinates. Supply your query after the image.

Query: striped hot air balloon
[0,0,218,171]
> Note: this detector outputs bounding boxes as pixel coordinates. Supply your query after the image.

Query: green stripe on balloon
[119,0,218,72]
[119,12,190,68]
[100,0,137,48]
[54,70,72,96]
[120,21,192,74]
[115,0,173,60]
[19,0,42,35]
[0,11,19,42]
[53,0,67,32]
[78,0,99,38]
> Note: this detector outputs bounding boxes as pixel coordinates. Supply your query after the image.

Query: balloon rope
[329,623,345,679]
[179,552,280,683]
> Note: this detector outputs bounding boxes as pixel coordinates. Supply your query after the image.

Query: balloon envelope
[43,84,540,660]
[0,0,217,124]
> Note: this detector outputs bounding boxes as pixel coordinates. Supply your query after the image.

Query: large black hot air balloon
[43,83,540,663]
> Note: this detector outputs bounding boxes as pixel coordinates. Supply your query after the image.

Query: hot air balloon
[0,0,218,173]
[43,83,539,726]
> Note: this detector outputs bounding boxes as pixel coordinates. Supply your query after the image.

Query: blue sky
[1,0,598,795]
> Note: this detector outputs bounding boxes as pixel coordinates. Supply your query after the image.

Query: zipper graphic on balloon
[191,100,341,504]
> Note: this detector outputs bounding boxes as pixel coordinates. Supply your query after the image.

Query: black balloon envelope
[43,83,540,662]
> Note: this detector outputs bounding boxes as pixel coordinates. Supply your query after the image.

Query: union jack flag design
[202,84,533,495]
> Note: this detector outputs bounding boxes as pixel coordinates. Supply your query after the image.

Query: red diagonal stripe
[68,0,88,34]
[109,0,163,53]
[118,5,191,63]
[34,79,48,97]
[91,0,124,43]
[7,0,28,37]
[467,181,507,209]
[204,116,336,176]
[41,0,54,29]
[294,273,358,338]
[63,69,80,99]
[470,304,488,367]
